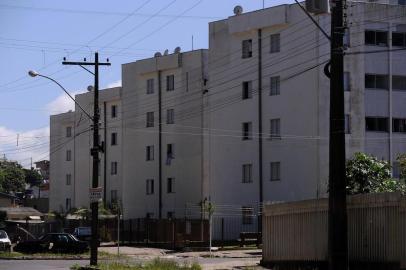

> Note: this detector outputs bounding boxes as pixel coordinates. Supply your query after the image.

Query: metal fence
[262,192,406,270]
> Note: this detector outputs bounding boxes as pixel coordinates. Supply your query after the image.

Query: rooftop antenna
[263,0,265,9]
[233,5,243,15]
[192,35,194,50]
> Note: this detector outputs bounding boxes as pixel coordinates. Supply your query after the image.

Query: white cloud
[106,80,122,88]
[0,126,50,168]
[45,90,84,113]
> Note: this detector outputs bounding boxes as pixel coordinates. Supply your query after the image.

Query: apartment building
[49,1,406,238]
[206,1,406,230]
[121,49,208,219]
[49,87,122,212]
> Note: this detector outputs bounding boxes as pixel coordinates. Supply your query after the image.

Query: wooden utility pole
[63,52,110,266]
[328,0,348,268]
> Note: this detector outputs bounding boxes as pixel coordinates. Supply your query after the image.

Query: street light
[28,70,93,120]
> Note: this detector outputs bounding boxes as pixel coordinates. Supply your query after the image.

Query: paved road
[0,257,261,270]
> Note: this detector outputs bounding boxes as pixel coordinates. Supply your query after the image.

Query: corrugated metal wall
[262,193,406,268]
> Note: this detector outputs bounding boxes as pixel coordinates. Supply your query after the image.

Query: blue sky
[0,0,292,165]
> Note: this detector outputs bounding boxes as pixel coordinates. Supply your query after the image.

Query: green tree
[346,152,406,195]
[0,160,26,193]
[397,154,406,180]
[23,168,42,186]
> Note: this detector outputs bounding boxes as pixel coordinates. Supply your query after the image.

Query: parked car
[0,230,11,252]
[73,227,91,242]
[14,233,88,253]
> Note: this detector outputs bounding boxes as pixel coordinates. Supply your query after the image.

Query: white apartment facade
[50,1,406,238]
[50,87,122,212]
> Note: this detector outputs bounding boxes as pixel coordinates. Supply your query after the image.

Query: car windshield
[0,230,7,239]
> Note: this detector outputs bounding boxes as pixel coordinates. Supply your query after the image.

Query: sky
[0,0,293,166]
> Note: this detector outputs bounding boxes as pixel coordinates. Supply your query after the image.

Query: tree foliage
[0,160,26,194]
[346,152,406,195]
[23,168,42,186]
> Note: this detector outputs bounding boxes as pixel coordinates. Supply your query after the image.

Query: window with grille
[66,126,72,137]
[393,76,406,90]
[146,179,154,195]
[166,75,175,91]
[111,132,117,145]
[167,109,175,124]
[393,118,406,133]
[344,72,350,91]
[365,30,388,46]
[242,122,252,140]
[365,74,389,90]
[270,162,281,181]
[242,39,252,58]
[270,76,280,96]
[111,105,117,118]
[270,33,280,53]
[147,78,154,94]
[167,178,175,193]
[365,117,389,132]
[242,164,253,183]
[345,114,351,134]
[146,145,154,161]
[66,174,71,185]
[242,81,252,100]
[111,161,118,175]
[146,112,154,127]
[270,119,281,139]
[66,150,72,161]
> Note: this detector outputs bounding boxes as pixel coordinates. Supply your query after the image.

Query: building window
[167,211,175,219]
[393,32,406,46]
[146,212,154,219]
[146,112,154,127]
[111,132,117,146]
[166,144,174,165]
[166,109,175,124]
[66,174,71,185]
[270,76,280,96]
[344,28,350,48]
[270,119,281,139]
[393,162,400,178]
[111,105,117,118]
[365,117,389,132]
[166,75,175,91]
[111,161,118,175]
[344,72,350,92]
[146,145,154,161]
[365,74,389,90]
[186,72,189,92]
[270,33,280,53]
[393,118,406,133]
[66,150,72,161]
[242,164,253,183]
[65,198,71,212]
[146,179,154,195]
[345,114,351,134]
[111,190,117,203]
[242,206,254,225]
[167,178,175,193]
[270,162,281,181]
[393,75,406,90]
[66,126,72,137]
[242,39,252,58]
[365,30,388,46]
[147,78,154,94]
[242,81,252,100]
[400,0,406,5]
[242,122,252,140]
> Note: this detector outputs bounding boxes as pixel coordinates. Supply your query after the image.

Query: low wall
[262,192,406,269]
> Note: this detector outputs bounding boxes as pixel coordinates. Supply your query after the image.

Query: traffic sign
[89,187,103,203]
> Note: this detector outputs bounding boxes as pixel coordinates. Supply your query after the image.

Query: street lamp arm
[35,73,93,121]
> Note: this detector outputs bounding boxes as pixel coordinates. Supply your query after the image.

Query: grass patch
[71,258,201,270]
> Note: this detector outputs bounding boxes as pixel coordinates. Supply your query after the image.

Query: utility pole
[328,0,348,268]
[62,52,110,266]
